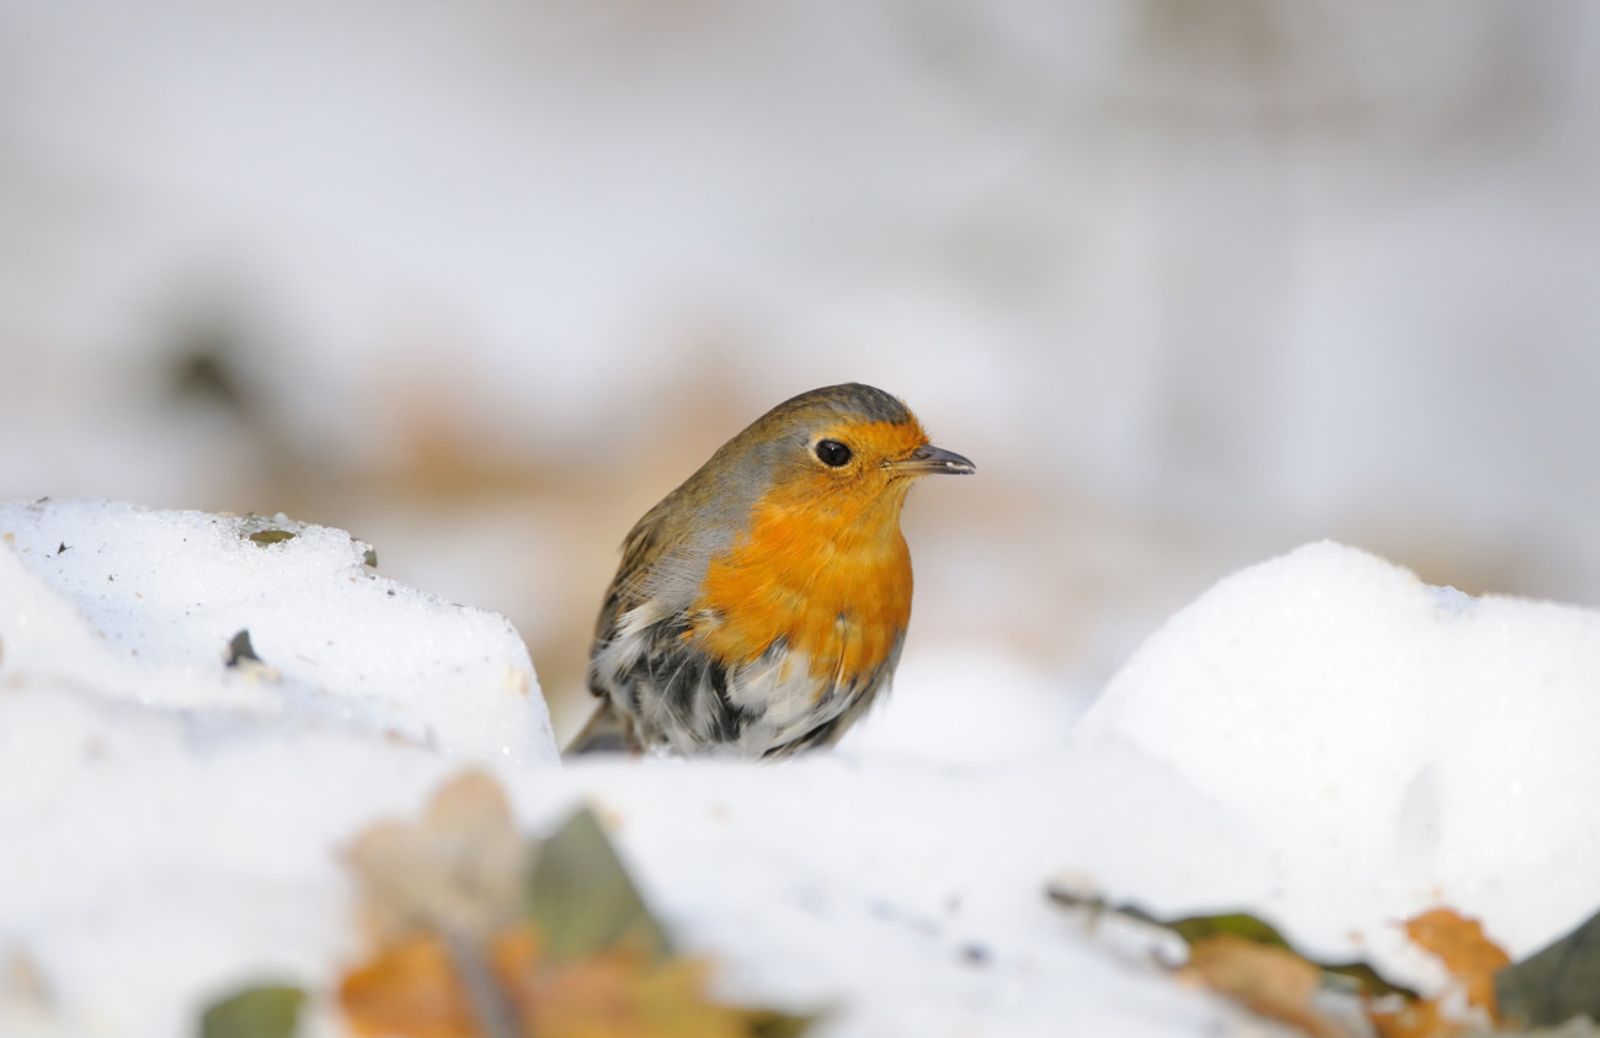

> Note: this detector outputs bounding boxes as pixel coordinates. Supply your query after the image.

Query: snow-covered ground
[6,2,1600,720]
[0,500,556,1037]
[3,500,1596,1036]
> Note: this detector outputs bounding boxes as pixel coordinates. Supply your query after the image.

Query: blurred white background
[3,1,1597,733]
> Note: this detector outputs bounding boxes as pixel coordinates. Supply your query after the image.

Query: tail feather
[564,699,638,757]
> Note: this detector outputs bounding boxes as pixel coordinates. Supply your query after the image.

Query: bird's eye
[814,439,853,467]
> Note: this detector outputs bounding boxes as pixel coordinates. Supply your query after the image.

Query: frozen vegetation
[3,500,1598,1036]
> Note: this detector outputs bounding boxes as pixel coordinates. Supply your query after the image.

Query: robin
[568,383,974,758]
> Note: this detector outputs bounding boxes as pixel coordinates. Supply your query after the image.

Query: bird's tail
[563,699,637,757]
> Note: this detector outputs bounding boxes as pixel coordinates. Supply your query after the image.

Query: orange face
[691,417,934,682]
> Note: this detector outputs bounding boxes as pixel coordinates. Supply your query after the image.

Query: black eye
[814,439,853,467]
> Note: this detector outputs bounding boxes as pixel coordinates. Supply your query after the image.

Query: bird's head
[709,383,975,531]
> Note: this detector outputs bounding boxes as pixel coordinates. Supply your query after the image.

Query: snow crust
[4,505,1598,1037]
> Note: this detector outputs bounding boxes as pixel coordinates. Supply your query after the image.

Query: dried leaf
[340,933,476,1038]
[1495,906,1600,1028]
[497,941,750,1038]
[345,770,528,943]
[199,984,305,1038]
[1181,935,1348,1038]
[248,529,296,546]
[743,1009,818,1038]
[339,780,808,1038]
[341,926,811,1038]
[1163,911,1296,947]
[526,807,670,964]
[1405,908,1509,1016]
[1368,998,1468,1038]
[225,630,262,668]
[1046,888,1417,1000]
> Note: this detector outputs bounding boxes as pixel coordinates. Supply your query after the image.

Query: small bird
[569,383,974,759]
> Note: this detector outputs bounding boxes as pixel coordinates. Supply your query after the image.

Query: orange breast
[692,485,913,685]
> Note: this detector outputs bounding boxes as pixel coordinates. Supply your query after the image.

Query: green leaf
[1496,906,1600,1027]
[745,1008,819,1038]
[198,984,304,1038]
[525,806,671,964]
[1153,910,1293,947]
[1046,887,1418,1000]
[248,529,296,546]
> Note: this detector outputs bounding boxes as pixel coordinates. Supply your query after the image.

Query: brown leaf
[340,932,478,1038]
[1180,934,1349,1038]
[345,770,528,944]
[341,925,783,1038]
[496,939,753,1038]
[1367,998,1469,1038]
[1404,908,1510,1017]
[1044,888,1417,1000]
[336,774,813,1038]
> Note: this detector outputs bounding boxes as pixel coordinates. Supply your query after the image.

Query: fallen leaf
[1163,910,1297,947]
[1367,998,1467,1038]
[1496,906,1600,1028]
[743,1010,817,1038]
[340,934,475,1038]
[345,770,528,944]
[225,630,262,668]
[1181,934,1348,1038]
[1046,888,1417,1000]
[526,807,670,964]
[342,925,810,1038]
[200,984,305,1038]
[1405,908,1509,1016]
[338,778,809,1038]
[497,939,749,1038]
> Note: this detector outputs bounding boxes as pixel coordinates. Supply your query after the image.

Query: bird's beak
[891,443,976,477]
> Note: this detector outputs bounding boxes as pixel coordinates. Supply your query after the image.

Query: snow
[0,499,555,1037]
[0,499,551,762]
[0,687,465,1038]
[4,502,1599,1037]
[1070,541,1600,958]
[836,647,1088,766]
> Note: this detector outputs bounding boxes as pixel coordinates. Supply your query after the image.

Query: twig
[444,929,522,1038]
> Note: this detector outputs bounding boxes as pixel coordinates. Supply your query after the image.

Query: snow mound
[0,498,553,762]
[837,647,1085,766]
[1072,540,1600,957]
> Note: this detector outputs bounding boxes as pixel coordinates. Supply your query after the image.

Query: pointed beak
[891,443,976,477]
